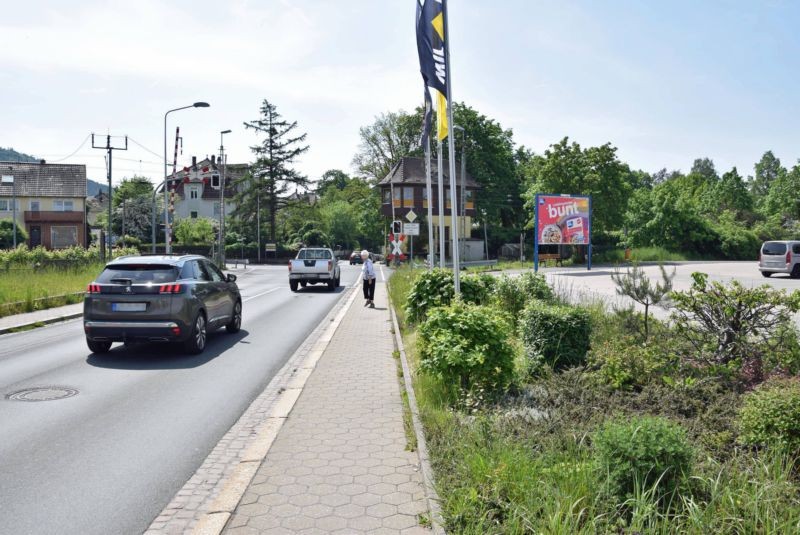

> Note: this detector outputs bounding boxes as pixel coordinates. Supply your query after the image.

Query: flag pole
[425,135,434,270]
[443,0,460,295]
[437,137,445,268]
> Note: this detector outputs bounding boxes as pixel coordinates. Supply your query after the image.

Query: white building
[167,156,248,221]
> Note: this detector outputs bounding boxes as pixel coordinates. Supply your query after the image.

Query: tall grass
[0,263,103,317]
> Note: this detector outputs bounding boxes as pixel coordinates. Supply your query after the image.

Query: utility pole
[219,129,231,267]
[92,134,127,261]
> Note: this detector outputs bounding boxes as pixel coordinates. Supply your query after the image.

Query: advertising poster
[536,195,591,245]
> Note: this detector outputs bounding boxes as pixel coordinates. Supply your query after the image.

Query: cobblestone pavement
[224,281,429,534]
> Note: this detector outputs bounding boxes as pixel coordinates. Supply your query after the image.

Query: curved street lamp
[163,102,209,254]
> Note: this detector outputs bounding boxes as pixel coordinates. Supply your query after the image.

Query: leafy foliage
[491,272,554,321]
[418,302,515,393]
[670,272,800,380]
[587,336,678,391]
[518,301,591,370]
[739,379,800,455]
[403,269,493,324]
[0,220,28,249]
[173,217,215,245]
[593,415,693,502]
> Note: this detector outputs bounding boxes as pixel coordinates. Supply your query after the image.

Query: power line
[49,134,91,162]
[127,136,163,160]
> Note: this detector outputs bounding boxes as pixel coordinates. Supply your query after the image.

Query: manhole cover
[6,387,79,402]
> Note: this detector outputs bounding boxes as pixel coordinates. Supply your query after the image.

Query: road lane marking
[242,287,281,302]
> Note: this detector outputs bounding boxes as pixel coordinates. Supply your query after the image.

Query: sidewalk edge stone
[387,290,446,535]
[0,311,83,336]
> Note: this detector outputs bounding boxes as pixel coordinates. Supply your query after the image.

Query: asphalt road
[535,260,800,320]
[0,262,364,535]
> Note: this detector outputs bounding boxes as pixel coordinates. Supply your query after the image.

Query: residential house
[0,161,87,249]
[377,156,482,260]
[166,156,248,221]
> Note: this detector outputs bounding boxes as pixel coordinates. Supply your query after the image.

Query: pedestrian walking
[361,249,376,308]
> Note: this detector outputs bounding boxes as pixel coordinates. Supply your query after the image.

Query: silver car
[83,255,242,354]
[759,241,800,278]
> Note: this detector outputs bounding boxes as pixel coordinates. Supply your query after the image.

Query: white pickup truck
[288,248,341,292]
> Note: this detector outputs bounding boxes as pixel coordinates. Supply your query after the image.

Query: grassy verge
[593,246,690,264]
[387,266,800,533]
[0,263,102,318]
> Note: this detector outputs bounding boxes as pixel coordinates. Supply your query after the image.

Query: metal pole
[11,173,16,248]
[483,214,488,260]
[151,185,158,253]
[443,1,460,295]
[437,139,445,268]
[219,129,231,267]
[460,132,466,262]
[425,140,434,269]
[163,113,170,254]
[107,137,112,255]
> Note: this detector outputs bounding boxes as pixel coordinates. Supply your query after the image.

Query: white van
[759,241,800,278]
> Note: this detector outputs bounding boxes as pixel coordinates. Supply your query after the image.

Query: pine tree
[235,100,310,250]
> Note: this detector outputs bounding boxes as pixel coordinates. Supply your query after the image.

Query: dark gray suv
[83,255,242,355]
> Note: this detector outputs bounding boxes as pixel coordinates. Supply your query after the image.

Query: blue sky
[1,0,799,185]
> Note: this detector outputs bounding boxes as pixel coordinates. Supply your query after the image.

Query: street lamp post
[164,102,209,254]
[218,129,231,267]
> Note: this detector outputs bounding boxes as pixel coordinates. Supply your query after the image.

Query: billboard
[535,195,591,245]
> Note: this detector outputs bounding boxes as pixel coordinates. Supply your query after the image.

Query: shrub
[739,379,800,454]
[593,415,693,502]
[671,272,800,381]
[418,302,515,393]
[405,269,493,324]
[587,336,678,391]
[491,272,554,320]
[519,301,591,370]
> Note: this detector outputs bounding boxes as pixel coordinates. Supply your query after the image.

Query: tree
[320,200,358,250]
[114,195,154,240]
[0,220,27,249]
[752,150,785,201]
[523,137,633,234]
[352,110,422,182]
[174,217,215,245]
[611,263,675,340]
[315,169,350,196]
[112,176,153,208]
[237,99,310,249]
[701,167,754,220]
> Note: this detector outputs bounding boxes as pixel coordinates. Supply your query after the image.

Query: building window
[382,189,391,204]
[30,200,40,212]
[0,199,20,211]
[51,226,78,248]
[465,189,474,209]
[190,211,198,219]
[213,202,221,216]
[53,200,74,212]
[403,187,414,208]
[190,188,199,199]
[445,188,451,209]
[422,187,428,209]
[211,174,220,188]
[392,187,401,208]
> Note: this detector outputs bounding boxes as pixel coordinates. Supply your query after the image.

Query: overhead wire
[48,134,91,162]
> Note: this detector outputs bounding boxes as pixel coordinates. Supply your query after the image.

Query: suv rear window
[297,249,332,260]
[762,242,787,255]
[97,264,178,284]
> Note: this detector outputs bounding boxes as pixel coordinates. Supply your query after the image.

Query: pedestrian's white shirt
[362,259,376,280]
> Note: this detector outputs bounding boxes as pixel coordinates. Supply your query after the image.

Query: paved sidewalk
[0,302,83,333]
[224,281,429,534]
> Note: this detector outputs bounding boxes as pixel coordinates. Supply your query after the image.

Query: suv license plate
[112,302,147,312]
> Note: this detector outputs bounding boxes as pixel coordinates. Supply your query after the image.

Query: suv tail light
[288,261,292,272]
[327,260,333,272]
[787,251,792,265]
[159,284,183,294]
[86,283,101,294]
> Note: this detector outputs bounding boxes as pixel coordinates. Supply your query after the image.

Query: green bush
[593,415,693,502]
[519,301,591,370]
[588,336,678,391]
[404,269,493,324]
[739,379,800,454]
[418,302,515,393]
[491,272,554,320]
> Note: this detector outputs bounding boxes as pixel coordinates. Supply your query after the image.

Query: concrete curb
[0,311,83,336]
[387,292,446,535]
[190,286,360,535]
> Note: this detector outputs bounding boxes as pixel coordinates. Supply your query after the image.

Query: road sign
[403,223,420,236]
[265,242,277,252]
[406,209,417,222]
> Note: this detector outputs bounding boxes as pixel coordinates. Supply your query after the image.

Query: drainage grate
[6,387,79,402]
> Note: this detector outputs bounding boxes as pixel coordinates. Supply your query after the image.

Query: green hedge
[519,301,591,371]
[491,272,554,320]
[404,269,495,324]
[0,245,139,269]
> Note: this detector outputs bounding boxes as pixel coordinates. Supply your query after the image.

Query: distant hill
[0,147,38,162]
[87,179,108,196]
